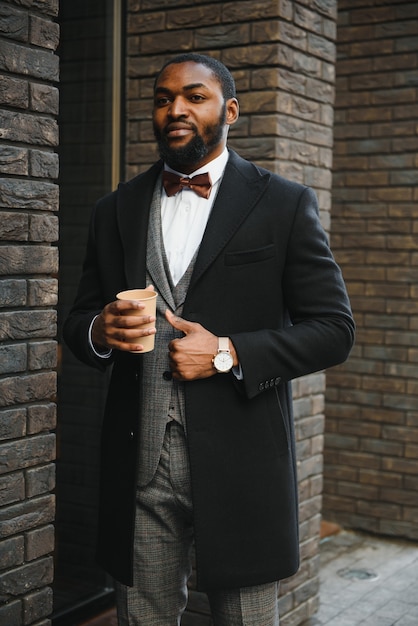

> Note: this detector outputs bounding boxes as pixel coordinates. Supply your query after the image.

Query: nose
[169,96,188,118]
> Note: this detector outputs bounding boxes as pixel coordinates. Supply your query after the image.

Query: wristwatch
[212,337,234,373]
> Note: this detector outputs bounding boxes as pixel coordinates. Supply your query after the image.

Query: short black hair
[154,53,236,100]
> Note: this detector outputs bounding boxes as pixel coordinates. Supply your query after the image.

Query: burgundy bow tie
[162,171,212,199]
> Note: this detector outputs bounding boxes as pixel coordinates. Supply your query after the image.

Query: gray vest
[138,180,197,486]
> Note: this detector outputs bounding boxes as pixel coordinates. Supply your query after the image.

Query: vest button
[163,371,173,381]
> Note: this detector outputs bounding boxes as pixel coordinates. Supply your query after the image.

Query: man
[64,53,355,625]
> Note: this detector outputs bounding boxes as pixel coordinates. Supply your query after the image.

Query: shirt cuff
[89,315,113,359]
[232,364,243,380]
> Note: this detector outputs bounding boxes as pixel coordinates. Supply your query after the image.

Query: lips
[164,123,195,138]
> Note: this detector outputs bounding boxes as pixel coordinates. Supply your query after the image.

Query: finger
[112,299,147,314]
[165,309,195,334]
[114,315,156,330]
[108,325,157,350]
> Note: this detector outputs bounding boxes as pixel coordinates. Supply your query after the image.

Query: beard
[154,104,226,171]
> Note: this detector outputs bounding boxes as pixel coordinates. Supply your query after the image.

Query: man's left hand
[165,310,221,381]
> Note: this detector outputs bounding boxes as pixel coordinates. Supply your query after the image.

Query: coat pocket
[225,244,276,266]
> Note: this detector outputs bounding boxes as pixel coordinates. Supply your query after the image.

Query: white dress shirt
[161,148,229,285]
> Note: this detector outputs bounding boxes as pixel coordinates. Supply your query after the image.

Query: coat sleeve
[63,200,116,372]
[230,186,355,399]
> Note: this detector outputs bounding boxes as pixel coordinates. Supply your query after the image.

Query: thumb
[165,309,195,334]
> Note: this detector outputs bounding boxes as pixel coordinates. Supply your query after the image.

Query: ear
[225,98,239,126]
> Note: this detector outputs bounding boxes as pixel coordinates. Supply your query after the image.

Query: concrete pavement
[303,529,418,626]
[80,529,418,626]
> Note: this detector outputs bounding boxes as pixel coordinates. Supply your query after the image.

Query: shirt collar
[163,148,229,186]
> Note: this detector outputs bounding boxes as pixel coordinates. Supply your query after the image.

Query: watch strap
[218,336,230,352]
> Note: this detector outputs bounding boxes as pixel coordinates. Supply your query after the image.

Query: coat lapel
[116,161,162,289]
[115,152,271,296]
[190,150,271,289]
[146,178,176,311]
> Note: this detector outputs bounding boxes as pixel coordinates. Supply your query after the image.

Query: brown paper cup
[116,289,157,352]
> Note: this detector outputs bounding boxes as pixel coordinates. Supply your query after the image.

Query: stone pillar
[125,1,338,623]
[0,2,59,624]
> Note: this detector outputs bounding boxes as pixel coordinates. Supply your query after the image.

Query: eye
[155,96,171,106]
[190,94,205,102]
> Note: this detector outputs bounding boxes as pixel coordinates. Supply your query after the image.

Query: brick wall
[324,1,418,541]
[125,1,338,624]
[0,1,59,625]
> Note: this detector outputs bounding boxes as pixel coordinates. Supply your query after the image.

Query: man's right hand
[92,298,156,353]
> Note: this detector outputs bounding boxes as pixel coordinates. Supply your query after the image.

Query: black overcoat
[63,150,355,590]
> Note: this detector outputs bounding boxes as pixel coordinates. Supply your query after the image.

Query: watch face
[214,352,233,372]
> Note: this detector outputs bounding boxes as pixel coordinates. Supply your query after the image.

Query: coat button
[163,371,172,381]
[259,382,265,391]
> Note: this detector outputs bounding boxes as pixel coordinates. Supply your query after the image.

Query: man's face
[153,61,237,173]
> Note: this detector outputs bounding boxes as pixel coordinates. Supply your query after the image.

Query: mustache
[163,121,197,135]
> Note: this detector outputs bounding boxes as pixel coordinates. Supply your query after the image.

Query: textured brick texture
[323,0,418,542]
[125,1,338,623]
[0,0,58,624]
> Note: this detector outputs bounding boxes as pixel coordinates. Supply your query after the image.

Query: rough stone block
[0,39,59,81]
[0,473,25,506]
[238,90,279,114]
[0,495,55,540]
[0,246,58,276]
[166,4,220,28]
[223,0,291,22]
[30,149,59,179]
[0,343,27,375]
[195,24,249,49]
[0,434,55,474]
[0,279,26,307]
[0,598,21,626]
[30,83,59,114]
[0,211,29,241]
[0,408,26,440]
[28,341,57,370]
[0,146,29,174]
[0,110,58,146]
[223,43,281,68]
[0,556,53,602]
[30,15,59,50]
[25,524,54,561]
[0,76,29,109]
[0,536,24,571]
[0,4,28,42]
[26,464,56,498]
[252,20,282,44]
[27,402,56,434]
[23,586,53,624]
[0,178,59,211]
[128,11,165,34]
[141,29,193,54]
[27,279,58,306]
[29,214,59,242]
[295,4,322,34]
[0,371,57,408]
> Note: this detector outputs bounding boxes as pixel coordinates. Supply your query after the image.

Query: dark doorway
[54,1,123,623]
